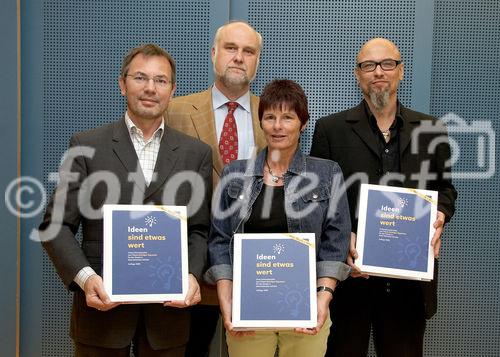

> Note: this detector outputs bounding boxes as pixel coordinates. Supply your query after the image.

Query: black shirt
[364,101,403,185]
[244,184,288,233]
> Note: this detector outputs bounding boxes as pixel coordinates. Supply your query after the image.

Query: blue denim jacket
[205,148,351,284]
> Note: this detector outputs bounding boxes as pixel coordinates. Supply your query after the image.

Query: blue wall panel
[1,0,19,355]
[243,0,426,153]
[428,1,500,356]
[19,1,499,356]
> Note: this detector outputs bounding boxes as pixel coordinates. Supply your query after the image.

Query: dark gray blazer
[40,119,212,349]
[310,101,457,318]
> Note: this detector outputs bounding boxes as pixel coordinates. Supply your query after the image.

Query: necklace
[265,158,285,183]
[381,129,391,143]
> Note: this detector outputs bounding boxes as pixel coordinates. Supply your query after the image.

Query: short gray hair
[212,21,263,51]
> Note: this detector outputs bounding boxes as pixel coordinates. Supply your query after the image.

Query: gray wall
[1,0,19,356]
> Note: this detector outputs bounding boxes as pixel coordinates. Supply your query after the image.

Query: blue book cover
[233,233,316,329]
[357,184,437,280]
[103,205,188,301]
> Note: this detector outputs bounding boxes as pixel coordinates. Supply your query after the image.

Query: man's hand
[431,211,446,258]
[217,279,254,337]
[164,273,201,308]
[346,232,369,279]
[84,274,120,311]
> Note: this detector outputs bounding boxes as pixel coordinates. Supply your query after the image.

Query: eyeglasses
[357,59,402,72]
[125,74,172,88]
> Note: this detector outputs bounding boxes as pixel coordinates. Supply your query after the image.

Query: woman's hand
[295,277,335,335]
[217,279,255,337]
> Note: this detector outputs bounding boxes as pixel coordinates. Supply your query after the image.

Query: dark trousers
[185,305,221,357]
[75,312,185,357]
[327,277,426,357]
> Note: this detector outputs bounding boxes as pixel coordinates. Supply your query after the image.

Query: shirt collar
[212,84,251,113]
[124,112,164,140]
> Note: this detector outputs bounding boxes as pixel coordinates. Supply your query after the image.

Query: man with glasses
[165,21,266,357]
[310,38,457,356]
[40,44,212,356]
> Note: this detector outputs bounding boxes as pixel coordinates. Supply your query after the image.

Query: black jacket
[310,101,457,318]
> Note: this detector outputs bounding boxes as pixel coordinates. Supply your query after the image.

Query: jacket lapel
[250,94,266,153]
[399,106,420,157]
[187,89,265,178]
[144,127,179,200]
[349,102,381,159]
[189,89,224,177]
[112,120,147,193]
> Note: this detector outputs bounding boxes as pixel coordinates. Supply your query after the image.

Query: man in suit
[166,21,265,356]
[39,44,212,356]
[310,38,457,357]
[166,21,266,185]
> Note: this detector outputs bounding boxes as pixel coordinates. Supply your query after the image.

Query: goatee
[220,71,249,91]
[214,64,250,91]
[369,90,390,112]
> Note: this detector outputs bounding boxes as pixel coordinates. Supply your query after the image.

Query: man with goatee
[311,38,457,357]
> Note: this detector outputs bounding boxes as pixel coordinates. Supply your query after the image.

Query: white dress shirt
[212,84,256,160]
[124,112,164,185]
[74,113,164,290]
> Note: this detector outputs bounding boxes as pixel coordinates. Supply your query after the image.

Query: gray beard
[220,73,249,90]
[214,64,250,91]
[369,90,390,112]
